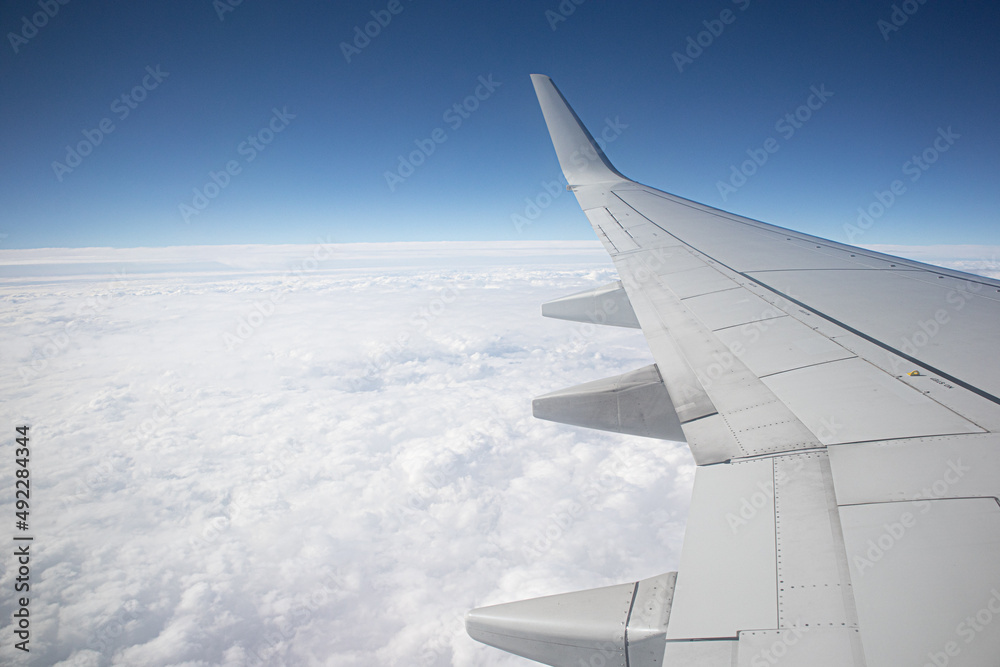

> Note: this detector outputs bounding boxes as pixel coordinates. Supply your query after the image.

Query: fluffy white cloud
[0,242,692,667]
[3,240,994,666]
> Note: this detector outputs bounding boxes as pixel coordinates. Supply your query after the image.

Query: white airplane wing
[466,75,1000,666]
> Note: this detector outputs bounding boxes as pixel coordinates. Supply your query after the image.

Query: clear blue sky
[1,0,998,249]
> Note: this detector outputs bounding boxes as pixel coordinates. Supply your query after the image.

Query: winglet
[530,74,629,187]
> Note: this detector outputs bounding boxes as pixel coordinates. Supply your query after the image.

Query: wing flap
[736,628,866,667]
[770,453,857,629]
[662,641,737,664]
[666,458,779,639]
[828,434,1000,665]
[839,498,1000,667]
[827,432,1000,504]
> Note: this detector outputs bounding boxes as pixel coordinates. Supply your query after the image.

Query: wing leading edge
[466,75,1000,667]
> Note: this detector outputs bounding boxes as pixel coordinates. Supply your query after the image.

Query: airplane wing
[465,75,1000,666]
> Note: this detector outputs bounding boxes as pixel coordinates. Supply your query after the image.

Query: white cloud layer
[0,242,692,667]
[1,241,995,666]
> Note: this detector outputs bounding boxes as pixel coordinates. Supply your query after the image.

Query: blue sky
[1,0,998,249]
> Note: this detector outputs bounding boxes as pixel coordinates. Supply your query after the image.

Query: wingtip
[529,73,628,186]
